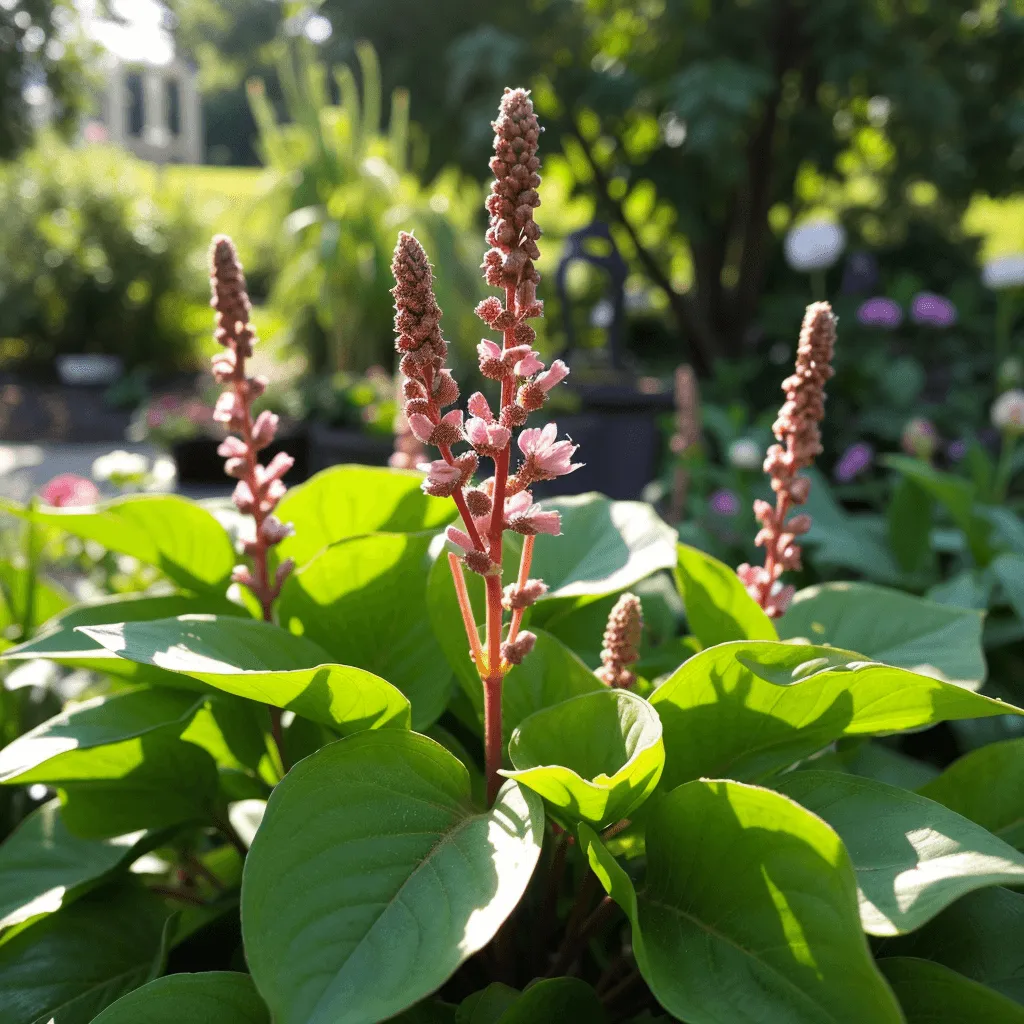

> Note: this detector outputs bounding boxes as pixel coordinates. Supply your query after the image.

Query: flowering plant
[0,91,1021,1024]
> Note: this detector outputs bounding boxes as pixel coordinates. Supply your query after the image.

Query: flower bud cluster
[209,236,294,617]
[595,593,643,689]
[737,302,837,618]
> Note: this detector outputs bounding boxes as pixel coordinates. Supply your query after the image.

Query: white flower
[729,438,763,471]
[982,253,1024,290]
[91,449,149,485]
[784,219,847,272]
[991,389,1024,435]
[145,455,178,491]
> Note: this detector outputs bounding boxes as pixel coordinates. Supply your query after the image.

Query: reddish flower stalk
[595,593,643,689]
[210,235,295,768]
[391,89,579,804]
[737,301,837,617]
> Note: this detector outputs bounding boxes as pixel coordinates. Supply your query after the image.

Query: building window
[126,73,144,137]
[166,78,181,137]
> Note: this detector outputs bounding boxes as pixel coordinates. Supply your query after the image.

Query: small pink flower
[419,459,463,497]
[508,504,562,536]
[408,413,435,443]
[445,525,475,552]
[40,474,99,508]
[217,436,247,459]
[465,417,511,455]
[467,392,494,421]
[259,515,294,545]
[478,339,502,363]
[518,422,582,481]
[256,452,294,486]
[213,391,241,425]
[250,410,279,449]
[534,359,569,392]
[515,351,545,377]
[504,490,533,517]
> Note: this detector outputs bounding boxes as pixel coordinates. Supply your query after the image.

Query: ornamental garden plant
[1,89,1024,1024]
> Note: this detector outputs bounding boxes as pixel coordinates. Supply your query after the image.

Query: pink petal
[477,339,502,361]
[531,509,562,535]
[537,360,569,392]
[518,426,543,456]
[408,413,435,443]
[445,526,474,552]
[514,351,545,377]
[467,392,494,421]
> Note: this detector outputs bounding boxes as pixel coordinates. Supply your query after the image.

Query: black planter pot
[173,430,310,486]
[541,384,672,500]
[308,424,394,474]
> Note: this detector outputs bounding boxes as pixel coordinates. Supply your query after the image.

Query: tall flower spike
[595,593,643,689]
[209,235,294,621]
[737,301,837,618]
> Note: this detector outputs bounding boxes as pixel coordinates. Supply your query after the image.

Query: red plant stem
[507,534,535,645]
[438,443,485,551]
[449,553,485,669]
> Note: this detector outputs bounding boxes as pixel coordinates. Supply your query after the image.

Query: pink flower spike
[467,392,494,421]
[535,359,569,392]
[445,525,475,552]
[515,351,545,377]
[408,413,436,443]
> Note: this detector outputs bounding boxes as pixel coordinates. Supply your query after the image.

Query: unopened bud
[501,630,537,666]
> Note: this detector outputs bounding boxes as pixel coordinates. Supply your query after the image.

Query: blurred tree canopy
[168,0,1024,372]
[0,0,93,159]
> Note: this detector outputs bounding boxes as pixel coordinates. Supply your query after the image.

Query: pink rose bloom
[518,422,582,480]
[40,474,99,508]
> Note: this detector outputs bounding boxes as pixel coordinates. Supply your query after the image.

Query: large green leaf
[277,532,450,729]
[242,730,544,1024]
[527,494,677,600]
[503,690,664,829]
[494,978,605,1022]
[1,593,243,684]
[675,543,776,647]
[778,582,986,689]
[878,888,1024,1004]
[649,641,1021,790]
[993,553,1024,620]
[918,738,1024,850]
[79,615,411,733]
[776,771,1024,936]
[90,972,270,1024]
[581,780,903,1024]
[273,465,455,565]
[0,801,149,933]
[0,883,173,1024]
[880,958,1024,1023]
[1,495,236,592]
[0,688,205,782]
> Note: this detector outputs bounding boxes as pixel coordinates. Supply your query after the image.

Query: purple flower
[910,292,957,328]
[856,297,903,330]
[709,488,741,517]
[834,442,874,482]
[946,439,968,462]
[841,250,879,294]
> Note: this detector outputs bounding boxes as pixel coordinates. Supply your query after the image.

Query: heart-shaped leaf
[776,771,1024,935]
[273,465,455,565]
[0,801,150,933]
[2,593,244,684]
[917,738,1024,850]
[79,616,410,733]
[241,730,543,1024]
[0,883,173,1024]
[503,690,664,829]
[778,582,986,689]
[494,978,605,1022]
[0,688,205,782]
[90,972,270,1024]
[880,958,1024,1023]
[878,888,1024,1004]
[580,780,903,1024]
[1,494,236,592]
[675,543,776,647]
[277,532,450,728]
[649,640,1021,790]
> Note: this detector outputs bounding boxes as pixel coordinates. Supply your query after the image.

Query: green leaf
[580,780,903,1024]
[918,738,1024,850]
[675,543,777,646]
[496,978,605,1022]
[887,477,934,573]
[0,801,149,933]
[456,984,519,1024]
[880,958,1024,1023]
[273,465,455,565]
[878,888,1024,1004]
[0,688,205,782]
[241,730,544,1024]
[79,615,411,734]
[90,972,270,1024]
[277,532,449,729]
[503,690,664,829]
[527,494,677,600]
[1,593,243,684]
[1,494,236,592]
[0,883,173,1024]
[993,553,1024,620]
[776,771,1024,936]
[649,640,1021,790]
[778,582,987,689]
